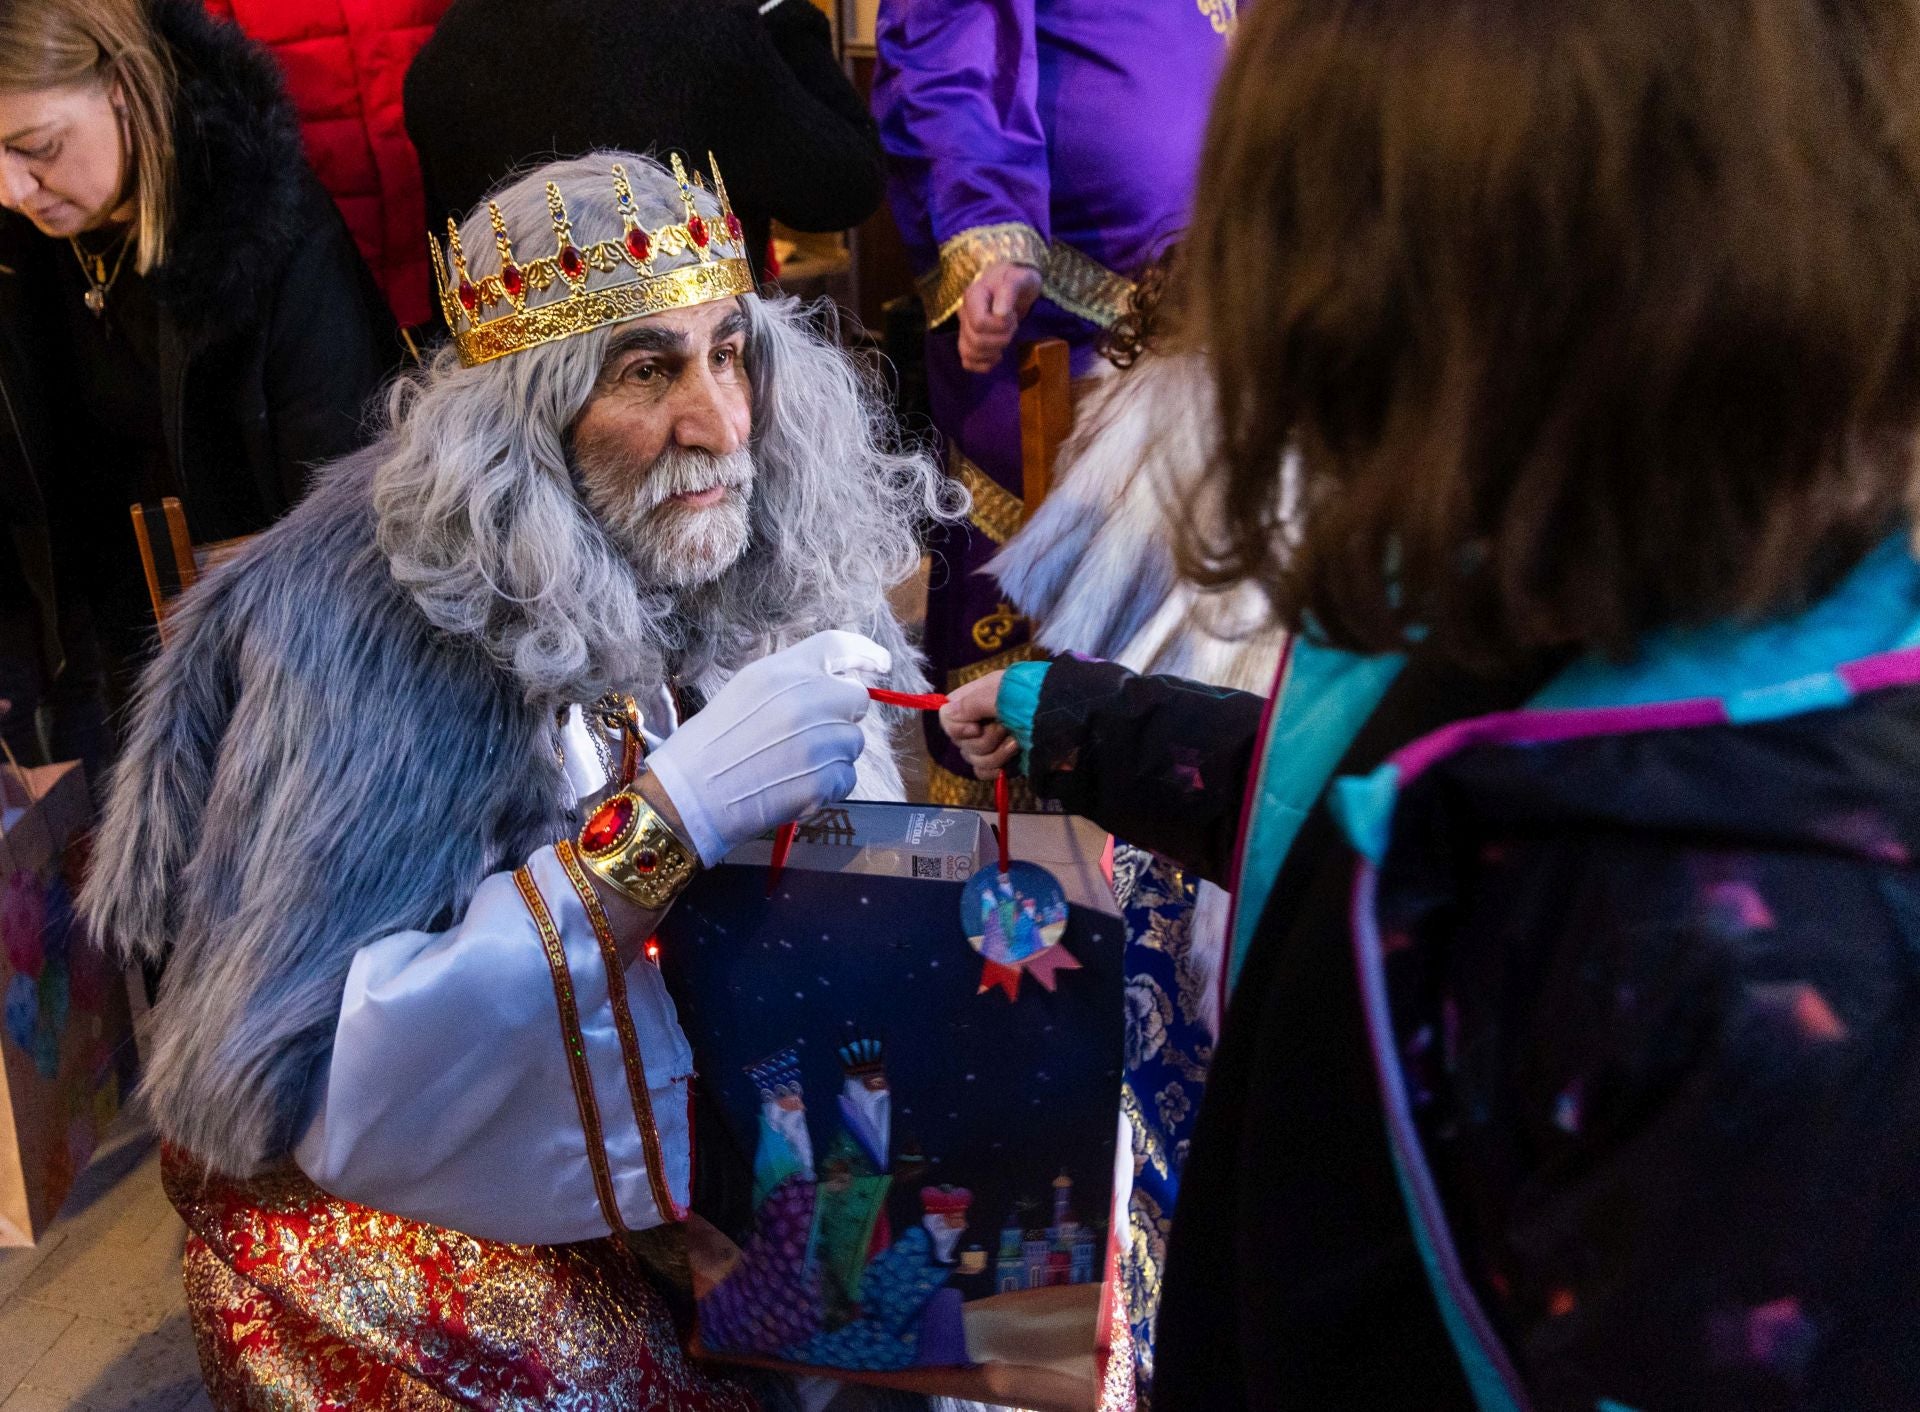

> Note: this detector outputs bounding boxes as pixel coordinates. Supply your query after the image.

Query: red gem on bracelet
[581,795,634,853]
[634,849,659,874]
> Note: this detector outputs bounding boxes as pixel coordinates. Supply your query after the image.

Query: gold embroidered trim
[950,447,1027,544]
[556,840,680,1224]
[945,639,1041,690]
[516,865,626,1234]
[1041,241,1138,331]
[1197,0,1238,35]
[925,756,1043,811]
[971,599,1029,652]
[917,221,1049,326]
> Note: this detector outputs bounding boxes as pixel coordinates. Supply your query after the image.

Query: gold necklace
[67,231,133,318]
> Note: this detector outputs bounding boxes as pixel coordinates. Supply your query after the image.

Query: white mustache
[634,449,755,514]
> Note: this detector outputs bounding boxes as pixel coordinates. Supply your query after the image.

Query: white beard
[923,1214,965,1265]
[841,1080,891,1167]
[766,1102,815,1178]
[577,444,756,589]
[624,493,752,587]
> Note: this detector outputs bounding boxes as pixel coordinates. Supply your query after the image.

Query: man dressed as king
[79,149,961,1410]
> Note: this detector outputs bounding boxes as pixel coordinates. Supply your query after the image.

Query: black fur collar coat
[0,0,395,676]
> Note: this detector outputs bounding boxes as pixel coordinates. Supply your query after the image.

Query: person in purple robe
[872,0,1236,803]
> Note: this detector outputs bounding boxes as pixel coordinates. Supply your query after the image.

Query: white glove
[645,630,889,866]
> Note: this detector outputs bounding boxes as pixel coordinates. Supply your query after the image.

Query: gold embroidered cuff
[916,231,1138,333]
[917,222,1049,327]
[556,839,680,1222]
[576,790,701,911]
[516,866,626,1233]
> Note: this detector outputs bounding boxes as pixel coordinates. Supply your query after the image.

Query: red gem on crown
[501,263,525,299]
[457,279,479,313]
[559,244,585,281]
[724,213,743,244]
[688,215,709,248]
[626,228,651,264]
[581,795,635,854]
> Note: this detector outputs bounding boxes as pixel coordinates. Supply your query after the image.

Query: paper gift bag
[0,759,138,1246]
[657,801,1128,1412]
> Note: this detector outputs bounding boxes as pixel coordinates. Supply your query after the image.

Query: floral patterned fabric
[162,1147,759,1411]
[1112,846,1215,1410]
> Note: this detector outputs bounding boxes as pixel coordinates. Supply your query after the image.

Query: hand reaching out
[938,670,1021,780]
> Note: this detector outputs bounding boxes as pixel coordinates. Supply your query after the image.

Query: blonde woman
[0,0,392,777]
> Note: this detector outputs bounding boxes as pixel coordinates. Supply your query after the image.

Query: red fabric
[164,1147,761,1411]
[205,0,449,327]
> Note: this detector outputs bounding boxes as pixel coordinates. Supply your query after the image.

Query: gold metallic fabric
[163,1149,758,1411]
[1039,242,1138,331]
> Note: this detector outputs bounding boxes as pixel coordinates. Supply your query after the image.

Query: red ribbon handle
[993,770,1012,875]
[867,687,950,710]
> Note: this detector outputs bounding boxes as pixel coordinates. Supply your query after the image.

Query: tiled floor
[0,1115,209,1412]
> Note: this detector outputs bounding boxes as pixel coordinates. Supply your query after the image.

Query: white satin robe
[292,682,906,1247]
[293,698,694,1245]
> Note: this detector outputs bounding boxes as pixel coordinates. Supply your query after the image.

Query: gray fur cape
[991,352,1288,694]
[79,453,909,1177]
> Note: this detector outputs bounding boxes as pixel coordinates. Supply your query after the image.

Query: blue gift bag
[658,802,1127,1410]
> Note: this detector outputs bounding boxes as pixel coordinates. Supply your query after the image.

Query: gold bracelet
[576,788,700,910]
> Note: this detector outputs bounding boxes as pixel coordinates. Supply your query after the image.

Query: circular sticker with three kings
[961,861,1078,1000]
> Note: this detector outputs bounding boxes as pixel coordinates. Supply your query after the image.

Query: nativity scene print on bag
[655,802,1126,1383]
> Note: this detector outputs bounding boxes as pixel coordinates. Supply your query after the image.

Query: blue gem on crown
[745,1047,805,1100]
[837,1033,886,1078]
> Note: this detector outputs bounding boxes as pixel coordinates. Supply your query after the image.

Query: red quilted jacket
[205,0,448,327]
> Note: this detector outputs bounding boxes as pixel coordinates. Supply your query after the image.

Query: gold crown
[430,153,755,367]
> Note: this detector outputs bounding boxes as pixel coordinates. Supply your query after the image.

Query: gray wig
[373,153,962,706]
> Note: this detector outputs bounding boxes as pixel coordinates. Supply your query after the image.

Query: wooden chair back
[129,498,253,640]
[1017,338,1073,512]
